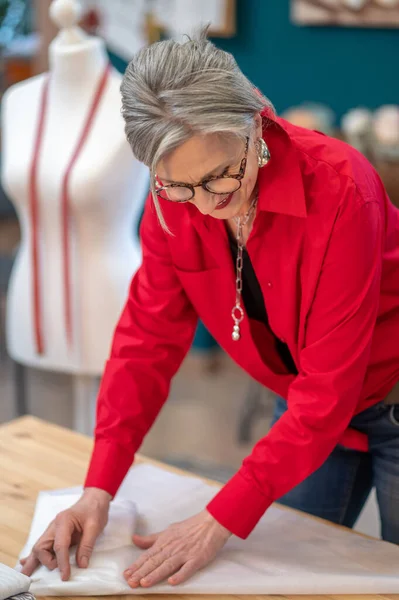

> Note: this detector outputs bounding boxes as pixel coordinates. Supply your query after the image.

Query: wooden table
[0,416,397,600]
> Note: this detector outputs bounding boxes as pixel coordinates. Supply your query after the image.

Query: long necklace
[29,63,111,355]
[231,191,258,341]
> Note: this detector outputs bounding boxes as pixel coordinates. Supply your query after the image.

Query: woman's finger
[168,558,202,586]
[53,520,74,581]
[36,547,57,571]
[46,557,58,571]
[20,554,40,577]
[76,521,100,568]
[126,551,166,588]
[140,555,185,587]
[19,557,27,565]
[124,534,161,579]
[124,547,157,579]
[132,532,159,549]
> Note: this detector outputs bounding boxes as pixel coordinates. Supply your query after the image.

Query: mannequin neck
[48,35,109,93]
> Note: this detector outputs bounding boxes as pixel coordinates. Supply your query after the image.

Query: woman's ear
[254,113,263,138]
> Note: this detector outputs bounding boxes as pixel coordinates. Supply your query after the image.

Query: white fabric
[0,563,31,600]
[19,464,399,595]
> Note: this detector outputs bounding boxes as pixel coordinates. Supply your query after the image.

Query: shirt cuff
[84,439,135,497]
[206,470,273,539]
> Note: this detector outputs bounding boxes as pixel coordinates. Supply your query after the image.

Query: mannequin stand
[10,365,98,433]
[72,374,99,435]
[13,360,27,417]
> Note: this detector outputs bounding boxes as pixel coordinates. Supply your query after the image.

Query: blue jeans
[271,396,399,544]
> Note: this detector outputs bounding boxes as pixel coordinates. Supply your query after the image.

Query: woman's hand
[124,510,231,588]
[20,487,111,580]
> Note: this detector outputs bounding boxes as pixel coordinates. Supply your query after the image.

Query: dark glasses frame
[155,137,250,203]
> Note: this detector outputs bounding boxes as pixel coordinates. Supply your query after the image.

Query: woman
[21,31,399,588]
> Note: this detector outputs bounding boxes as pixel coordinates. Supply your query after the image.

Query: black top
[228,234,298,375]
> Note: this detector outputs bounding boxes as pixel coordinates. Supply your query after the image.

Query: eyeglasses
[155,137,249,203]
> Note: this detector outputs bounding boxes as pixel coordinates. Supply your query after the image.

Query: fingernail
[81,557,88,568]
[124,569,132,578]
[128,578,140,588]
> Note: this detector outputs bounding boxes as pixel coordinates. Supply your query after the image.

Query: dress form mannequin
[1,0,149,431]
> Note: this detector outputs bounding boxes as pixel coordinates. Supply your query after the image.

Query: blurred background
[1,0,398,539]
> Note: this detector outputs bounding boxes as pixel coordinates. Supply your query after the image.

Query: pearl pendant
[232,324,240,341]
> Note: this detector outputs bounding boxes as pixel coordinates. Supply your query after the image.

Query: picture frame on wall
[291,0,399,27]
[153,0,236,38]
[206,0,236,37]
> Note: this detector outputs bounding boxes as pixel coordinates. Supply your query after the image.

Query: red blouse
[85,113,399,539]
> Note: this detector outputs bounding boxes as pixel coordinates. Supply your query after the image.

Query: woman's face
[156,116,262,220]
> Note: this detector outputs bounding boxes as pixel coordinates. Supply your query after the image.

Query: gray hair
[120,28,274,231]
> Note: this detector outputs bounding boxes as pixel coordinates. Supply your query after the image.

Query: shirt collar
[258,110,307,218]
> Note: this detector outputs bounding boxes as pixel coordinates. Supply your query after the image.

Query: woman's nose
[193,188,215,215]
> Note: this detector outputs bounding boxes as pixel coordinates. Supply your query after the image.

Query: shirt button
[267,281,273,289]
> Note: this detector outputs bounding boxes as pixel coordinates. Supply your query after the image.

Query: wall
[111,0,399,123]
[215,0,399,123]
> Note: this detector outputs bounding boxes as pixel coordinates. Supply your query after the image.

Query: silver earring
[256,138,271,168]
